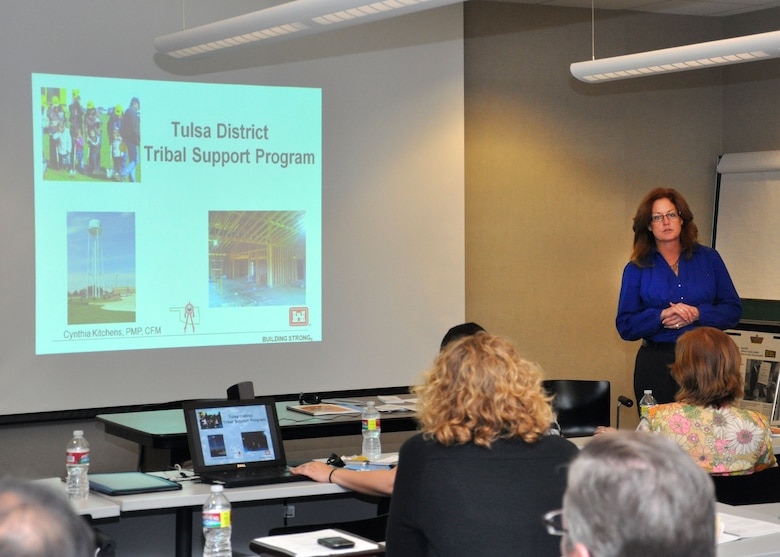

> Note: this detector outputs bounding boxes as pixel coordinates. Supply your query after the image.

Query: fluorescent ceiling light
[155,0,464,59]
[571,29,780,83]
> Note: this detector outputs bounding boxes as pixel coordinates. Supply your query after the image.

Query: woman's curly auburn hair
[412,332,554,448]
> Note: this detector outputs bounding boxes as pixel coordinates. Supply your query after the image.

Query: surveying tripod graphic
[170,301,200,332]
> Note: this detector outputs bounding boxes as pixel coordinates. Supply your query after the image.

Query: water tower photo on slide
[67,211,136,325]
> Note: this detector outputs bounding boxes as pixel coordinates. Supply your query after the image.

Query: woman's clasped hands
[661,302,699,330]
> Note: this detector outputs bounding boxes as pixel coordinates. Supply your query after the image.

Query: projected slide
[33,74,321,354]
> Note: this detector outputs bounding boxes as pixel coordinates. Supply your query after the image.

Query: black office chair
[711,467,780,505]
[93,526,116,557]
[542,380,611,437]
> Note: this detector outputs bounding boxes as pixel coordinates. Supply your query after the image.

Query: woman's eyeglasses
[543,509,567,536]
[650,211,681,223]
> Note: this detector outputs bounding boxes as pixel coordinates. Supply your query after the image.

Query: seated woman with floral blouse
[647,326,776,476]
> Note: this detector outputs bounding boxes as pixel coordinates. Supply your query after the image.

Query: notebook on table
[183,397,308,488]
[88,472,182,495]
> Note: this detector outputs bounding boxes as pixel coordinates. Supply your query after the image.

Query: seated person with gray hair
[0,477,95,557]
[552,431,716,557]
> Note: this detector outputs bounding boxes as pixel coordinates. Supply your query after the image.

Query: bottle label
[362,417,380,431]
[203,510,231,528]
[66,450,90,465]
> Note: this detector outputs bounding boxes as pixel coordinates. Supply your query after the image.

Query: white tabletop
[98,475,348,512]
[717,501,780,557]
[33,474,347,517]
[33,478,120,520]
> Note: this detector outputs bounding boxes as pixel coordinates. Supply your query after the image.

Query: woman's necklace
[670,258,680,275]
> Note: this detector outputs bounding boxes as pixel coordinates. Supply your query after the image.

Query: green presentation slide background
[33,73,321,354]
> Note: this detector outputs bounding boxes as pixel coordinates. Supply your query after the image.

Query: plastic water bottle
[203,484,232,557]
[65,430,90,501]
[639,389,658,418]
[361,401,382,461]
[636,389,658,433]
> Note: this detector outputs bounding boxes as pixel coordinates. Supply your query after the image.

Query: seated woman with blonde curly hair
[385,332,579,557]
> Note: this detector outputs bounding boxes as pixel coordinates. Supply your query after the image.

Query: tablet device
[88,472,182,495]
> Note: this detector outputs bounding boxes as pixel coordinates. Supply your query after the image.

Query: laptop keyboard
[204,466,307,486]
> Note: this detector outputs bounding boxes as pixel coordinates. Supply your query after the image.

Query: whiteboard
[715,151,780,302]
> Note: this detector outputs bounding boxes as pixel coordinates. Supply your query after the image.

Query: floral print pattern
[649,402,777,476]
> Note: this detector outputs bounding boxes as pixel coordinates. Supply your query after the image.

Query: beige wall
[723,9,780,152]
[464,2,780,428]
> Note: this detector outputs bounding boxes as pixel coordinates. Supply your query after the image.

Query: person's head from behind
[0,477,95,557]
[560,431,716,557]
[439,322,485,351]
[672,326,743,408]
[414,332,554,448]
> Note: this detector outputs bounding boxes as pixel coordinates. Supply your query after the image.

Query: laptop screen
[183,397,288,471]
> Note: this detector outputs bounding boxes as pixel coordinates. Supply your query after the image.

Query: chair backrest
[542,379,610,437]
[711,466,780,505]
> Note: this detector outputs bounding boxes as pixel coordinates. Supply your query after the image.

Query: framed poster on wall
[729,329,780,423]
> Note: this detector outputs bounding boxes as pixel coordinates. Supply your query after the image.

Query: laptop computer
[183,397,308,488]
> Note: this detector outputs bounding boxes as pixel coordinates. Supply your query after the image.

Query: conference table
[37,475,780,557]
[97,396,418,471]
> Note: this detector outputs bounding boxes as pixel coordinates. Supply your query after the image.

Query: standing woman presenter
[616,188,742,406]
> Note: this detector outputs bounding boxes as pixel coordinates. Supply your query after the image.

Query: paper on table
[321,453,396,468]
[377,395,406,404]
[718,512,780,544]
[718,532,741,544]
[252,528,379,556]
[344,463,393,471]
[287,404,361,416]
[375,404,414,413]
[371,453,399,465]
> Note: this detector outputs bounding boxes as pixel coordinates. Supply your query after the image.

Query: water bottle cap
[643,390,652,394]
[73,430,84,436]
[210,484,224,493]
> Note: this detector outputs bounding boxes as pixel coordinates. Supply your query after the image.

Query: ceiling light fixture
[571,29,780,83]
[155,0,464,59]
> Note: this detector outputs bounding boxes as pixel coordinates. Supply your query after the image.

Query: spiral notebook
[183,397,308,488]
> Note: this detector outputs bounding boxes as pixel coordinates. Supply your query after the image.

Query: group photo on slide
[41,86,141,183]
